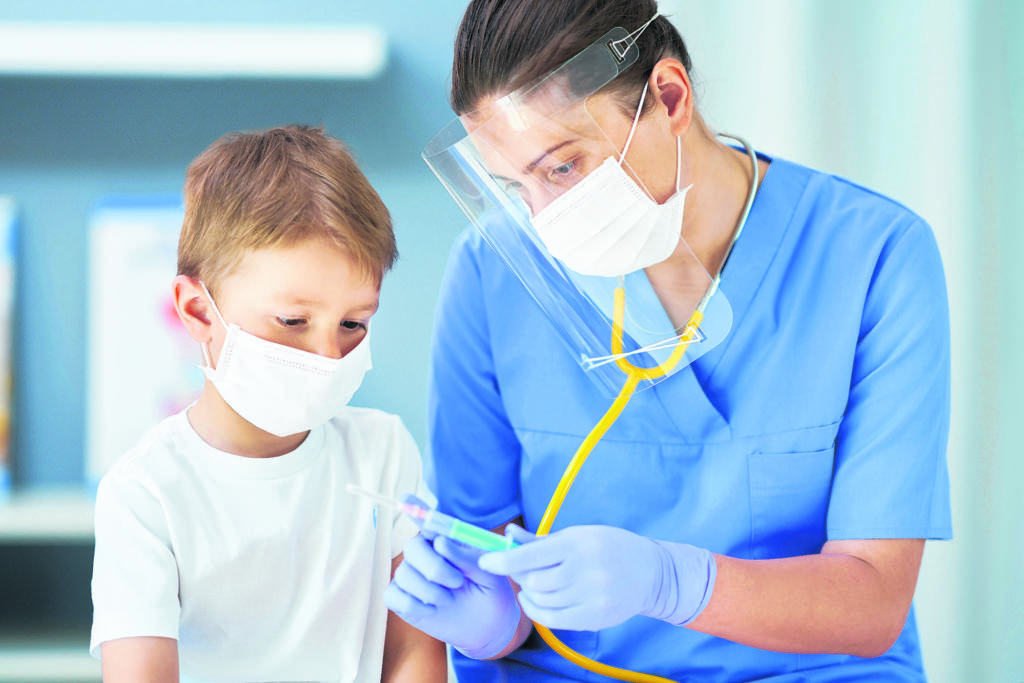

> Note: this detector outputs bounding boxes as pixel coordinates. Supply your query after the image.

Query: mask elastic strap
[198,280,228,328]
[619,80,649,166]
[198,280,228,370]
[200,340,213,369]
[675,136,682,194]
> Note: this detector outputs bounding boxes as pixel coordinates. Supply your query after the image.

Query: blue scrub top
[427,154,952,682]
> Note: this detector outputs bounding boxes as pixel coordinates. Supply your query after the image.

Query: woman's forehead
[462,95,622,169]
[465,86,622,132]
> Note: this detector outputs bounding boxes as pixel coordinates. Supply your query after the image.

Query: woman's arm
[691,538,924,657]
[382,554,449,682]
[481,527,924,658]
[100,637,178,683]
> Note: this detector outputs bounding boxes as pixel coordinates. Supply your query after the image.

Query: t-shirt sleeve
[90,470,180,657]
[426,231,523,530]
[827,219,953,540]
[387,417,425,558]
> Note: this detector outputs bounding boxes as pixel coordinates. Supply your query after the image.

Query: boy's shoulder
[324,406,413,449]
[100,411,194,490]
[323,407,420,484]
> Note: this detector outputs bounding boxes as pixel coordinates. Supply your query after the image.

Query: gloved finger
[433,534,485,571]
[392,560,454,608]
[434,536,505,588]
[384,582,437,624]
[512,561,574,595]
[516,591,582,631]
[478,534,567,576]
[517,583,573,610]
[401,534,465,590]
[504,523,537,545]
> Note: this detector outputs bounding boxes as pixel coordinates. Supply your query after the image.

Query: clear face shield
[423,25,733,396]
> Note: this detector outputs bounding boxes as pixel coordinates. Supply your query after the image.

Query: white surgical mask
[530,82,689,277]
[198,282,371,437]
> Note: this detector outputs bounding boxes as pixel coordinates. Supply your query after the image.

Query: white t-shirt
[90,406,424,682]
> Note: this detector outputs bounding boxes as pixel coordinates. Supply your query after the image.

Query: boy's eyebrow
[348,302,379,315]
[287,297,321,307]
[280,296,379,315]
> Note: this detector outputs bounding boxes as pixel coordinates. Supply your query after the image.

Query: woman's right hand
[384,533,523,659]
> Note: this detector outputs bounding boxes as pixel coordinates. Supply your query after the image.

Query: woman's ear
[172,275,214,344]
[649,58,694,137]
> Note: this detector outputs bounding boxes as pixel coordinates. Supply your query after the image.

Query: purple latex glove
[478,524,716,631]
[385,533,522,659]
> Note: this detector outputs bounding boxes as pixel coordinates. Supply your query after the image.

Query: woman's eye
[341,320,366,331]
[550,160,576,178]
[276,317,306,327]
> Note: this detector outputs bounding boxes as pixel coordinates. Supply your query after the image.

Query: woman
[386,1,951,680]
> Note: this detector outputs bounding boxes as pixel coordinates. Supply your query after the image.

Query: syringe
[347,484,519,552]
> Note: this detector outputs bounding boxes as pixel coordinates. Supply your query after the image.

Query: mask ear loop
[197,280,229,370]
[675,136,683,194]
[611,9,660,167]
[619,80,686,201]
[618,80,649,167]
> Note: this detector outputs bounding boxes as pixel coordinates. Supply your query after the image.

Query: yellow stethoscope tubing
[531,297,698,683]
[528,134,759,683]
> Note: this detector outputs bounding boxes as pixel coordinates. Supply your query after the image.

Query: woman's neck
[187,383,308,458]
[677,118,765,277]
[643,118,767,328]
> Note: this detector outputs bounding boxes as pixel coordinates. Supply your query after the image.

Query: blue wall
[0,1,471,486]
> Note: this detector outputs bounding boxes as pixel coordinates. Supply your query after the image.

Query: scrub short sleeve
[427,231,523,529]
[828,219,952,540]
[387,416,425,557]
[90,472,180,657]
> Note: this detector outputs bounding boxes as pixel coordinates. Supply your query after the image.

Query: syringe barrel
[419,509,455,537]
[448,518,517,551]
[405,498,518,552]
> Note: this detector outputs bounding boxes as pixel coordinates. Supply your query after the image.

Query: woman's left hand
[479,524,716,631]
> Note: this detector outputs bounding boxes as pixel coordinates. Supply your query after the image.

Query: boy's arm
[382,554,449,682]
[101,637,178,683]
[91,474,182,678]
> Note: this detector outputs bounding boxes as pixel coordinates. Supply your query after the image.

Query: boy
[90,125,446,682]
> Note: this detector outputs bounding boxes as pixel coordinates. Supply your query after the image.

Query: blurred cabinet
[0,488,98,682]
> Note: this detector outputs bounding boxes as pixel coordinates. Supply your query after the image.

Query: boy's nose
[313,333,346,360]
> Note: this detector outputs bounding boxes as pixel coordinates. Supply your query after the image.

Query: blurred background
[0,0,1019,681]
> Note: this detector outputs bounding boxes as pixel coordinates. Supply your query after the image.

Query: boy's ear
[172,275,215,344]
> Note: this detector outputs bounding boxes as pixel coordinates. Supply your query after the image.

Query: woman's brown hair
[450,0,693,116]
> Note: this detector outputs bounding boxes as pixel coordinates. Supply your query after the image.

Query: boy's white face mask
[198,282,371,437]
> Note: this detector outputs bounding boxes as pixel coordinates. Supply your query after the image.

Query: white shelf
[0,628,99,682]
[0,22,387,79]
[0,487,94,543]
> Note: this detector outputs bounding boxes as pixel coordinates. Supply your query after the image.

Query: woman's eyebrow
[524,139,578,175]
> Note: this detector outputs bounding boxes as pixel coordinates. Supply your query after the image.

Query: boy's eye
[341,320,366,331]
[276,316,307,327]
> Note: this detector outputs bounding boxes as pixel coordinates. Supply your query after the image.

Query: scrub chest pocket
[748,445,835,559]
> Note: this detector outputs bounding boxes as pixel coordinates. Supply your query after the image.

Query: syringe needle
[347,485,519,552]
[346,483,403,508]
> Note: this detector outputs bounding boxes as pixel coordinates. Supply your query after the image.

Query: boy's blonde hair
[178,125,395,292]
